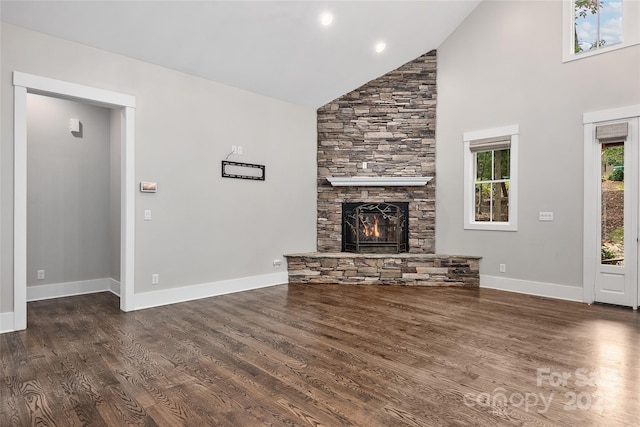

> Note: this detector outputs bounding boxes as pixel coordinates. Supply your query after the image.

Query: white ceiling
[0,1,480,108]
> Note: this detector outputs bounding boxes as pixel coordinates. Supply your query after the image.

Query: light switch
[144,210,152,221]
[69,118,80,133]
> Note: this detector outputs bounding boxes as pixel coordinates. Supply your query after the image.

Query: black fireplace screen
[342,202,409,253]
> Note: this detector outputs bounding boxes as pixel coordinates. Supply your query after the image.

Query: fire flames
[363,215,380,238]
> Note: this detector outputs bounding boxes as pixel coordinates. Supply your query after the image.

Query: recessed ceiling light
[320,12,333,26]
[375,42,386,53]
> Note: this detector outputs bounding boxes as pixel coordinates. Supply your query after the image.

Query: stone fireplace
[316,51,437,254]
[285,49,480,287]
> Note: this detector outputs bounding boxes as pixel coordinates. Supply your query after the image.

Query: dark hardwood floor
[1,284,639,426]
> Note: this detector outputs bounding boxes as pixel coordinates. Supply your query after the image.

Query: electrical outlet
[273,260,282,268]
[37,270,45,280]
[231,145,238,154]
[499,264,506,273]
[151,273,159,285]
[237,146,243,155]
[362,162,368,169]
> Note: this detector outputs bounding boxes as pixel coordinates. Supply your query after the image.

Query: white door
[584,113,638,309]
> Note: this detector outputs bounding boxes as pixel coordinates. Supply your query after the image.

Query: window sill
[562,41,640,63]
[464,222,518,232]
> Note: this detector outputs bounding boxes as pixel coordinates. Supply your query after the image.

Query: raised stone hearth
[285,253,480,287]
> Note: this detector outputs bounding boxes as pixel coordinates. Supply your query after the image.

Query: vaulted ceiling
[0,1,480,108]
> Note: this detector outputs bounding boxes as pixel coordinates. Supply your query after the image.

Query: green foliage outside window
[475,149,510,222]
[609,167,624,181]
[602,145,623,167]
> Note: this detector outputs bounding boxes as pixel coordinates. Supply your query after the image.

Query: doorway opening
[26,94,118,302]
[13,72,136,330]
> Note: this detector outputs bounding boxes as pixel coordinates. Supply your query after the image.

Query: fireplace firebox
[342,202,409,253]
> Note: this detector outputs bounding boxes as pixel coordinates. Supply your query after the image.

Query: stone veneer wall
[317,50,437,253]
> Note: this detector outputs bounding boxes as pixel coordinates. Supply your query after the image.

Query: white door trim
[583,104,640,310]
[13,72,136,330]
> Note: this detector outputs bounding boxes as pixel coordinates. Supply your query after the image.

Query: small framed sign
[140,182,158,193]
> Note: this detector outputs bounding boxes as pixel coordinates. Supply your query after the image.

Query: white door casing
[583,105,640,310]
[13,72,136,330]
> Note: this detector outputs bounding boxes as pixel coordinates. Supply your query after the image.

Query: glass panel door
[590,117,638,308]
[600,142,624,266]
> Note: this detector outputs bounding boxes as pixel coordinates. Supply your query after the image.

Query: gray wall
[26,94,112,286]
[436,1,640,288]
[1,23,317,313]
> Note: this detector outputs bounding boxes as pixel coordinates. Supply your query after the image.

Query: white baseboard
[2,273,284,334]
[481,275,584,302]
[109,279,121,296]
[0,312,15,334]
[27,278,115,302]
[134,271,288,310]
[3,273,584,333]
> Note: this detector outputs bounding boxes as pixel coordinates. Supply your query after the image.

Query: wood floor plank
[2,284,639,426]
[19,379,58,426]
[1,395,31,427]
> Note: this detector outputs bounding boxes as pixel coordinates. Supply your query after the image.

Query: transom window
[464,125,519,231]
[563,0,640,62]
[574,0,623,53]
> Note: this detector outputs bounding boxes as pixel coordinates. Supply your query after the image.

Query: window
[575,0,623,53]
[563,0,640,62]
[464,125,519,231]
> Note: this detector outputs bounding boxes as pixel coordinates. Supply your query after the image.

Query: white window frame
[562,0,640,63]
[464,124,519,231]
